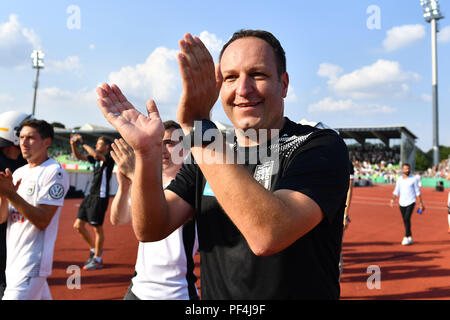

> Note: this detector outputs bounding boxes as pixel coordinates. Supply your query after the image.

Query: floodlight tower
[420,0,444,167]
[31,49,45,116]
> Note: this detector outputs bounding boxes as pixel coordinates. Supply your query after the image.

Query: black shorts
[77,195,109,226]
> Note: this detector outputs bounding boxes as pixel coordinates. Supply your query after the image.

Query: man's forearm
[82,144,105,162]
[417,195,424,207]
[5,192,55,231]
[345,182,353,215]
[70,142,85,161]
[0,197,8,224]
[110,182,131,226]
[190,143,323,256]
[131,151,169,242]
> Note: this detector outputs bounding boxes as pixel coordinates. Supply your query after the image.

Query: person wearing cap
[0,111,30,298]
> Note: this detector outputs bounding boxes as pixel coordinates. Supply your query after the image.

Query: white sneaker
[401,237,410,245]
[401,236,413,245]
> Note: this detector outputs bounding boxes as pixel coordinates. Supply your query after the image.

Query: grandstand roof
[54,124,120,143]
[334,125,417,146]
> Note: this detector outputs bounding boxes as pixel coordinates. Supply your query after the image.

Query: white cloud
[285,85,299,103]
[35,87,108,128]
[199,31,223,61]
[89,44,95,50]
[108,46,180,109]
[308,97,355,112]
[383,24,425,52]
[107,31,224,120]
[308,97,395,115]
[317,63,343,81]
[39,87,96,104]
[0,14,41,68]
[45,56,82,73]
[318,60,420,100]
[438,25,450,43]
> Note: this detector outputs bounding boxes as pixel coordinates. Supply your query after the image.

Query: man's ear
[281,72,289,98]
[44,137,52,149]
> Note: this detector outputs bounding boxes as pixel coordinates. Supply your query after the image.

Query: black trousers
[399,203,415,237]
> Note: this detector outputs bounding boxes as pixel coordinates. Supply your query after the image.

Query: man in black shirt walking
[71,134,114,270]
[96,29,349,298]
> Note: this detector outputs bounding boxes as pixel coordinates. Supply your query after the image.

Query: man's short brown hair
[21,119,54,141]
[219,29,286,78]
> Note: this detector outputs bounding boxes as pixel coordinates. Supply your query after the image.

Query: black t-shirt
[0,150,27,173]
[87,154,115,197]
[166,118,349,299]
[0,149,27,287]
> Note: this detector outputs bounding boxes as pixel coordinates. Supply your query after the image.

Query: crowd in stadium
[422,158,449,178]
[348,144,400,184]
[349,144,400,165]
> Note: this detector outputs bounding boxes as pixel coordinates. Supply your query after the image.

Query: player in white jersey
[0,119,69,300]
[110,121,199,300]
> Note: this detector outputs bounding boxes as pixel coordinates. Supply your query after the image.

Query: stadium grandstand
[335,125,417,186]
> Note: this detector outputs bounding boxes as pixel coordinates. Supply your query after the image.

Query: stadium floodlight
[421,0,444,22]
[31,50,45,116]
[420,0,444,167]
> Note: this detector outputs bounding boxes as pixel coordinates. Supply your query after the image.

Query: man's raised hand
[96,83,164,155]
[176,33,222,132]
[111,138,135,181]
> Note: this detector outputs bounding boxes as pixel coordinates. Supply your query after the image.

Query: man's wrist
[133,145,162,162]
[182,119,219,149]
[180,122,194,136]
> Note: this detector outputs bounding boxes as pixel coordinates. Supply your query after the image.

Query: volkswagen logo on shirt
[49,183,65,200]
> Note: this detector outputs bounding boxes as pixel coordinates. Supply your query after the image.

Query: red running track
[47,185,450,300]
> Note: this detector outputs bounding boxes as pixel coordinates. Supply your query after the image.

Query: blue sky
[0,0,449,151]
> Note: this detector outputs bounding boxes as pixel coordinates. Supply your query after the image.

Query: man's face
[96,139,110,155]
[162,128,182,170]
[402,165,411,176]
[219,36,289,131]
[19,126,49,162]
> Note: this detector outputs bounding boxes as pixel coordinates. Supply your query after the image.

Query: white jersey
[131,183,199,300]
[6,158,69,285]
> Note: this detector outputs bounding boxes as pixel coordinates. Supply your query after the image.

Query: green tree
[426,145,450,164]
[415,147,431,172]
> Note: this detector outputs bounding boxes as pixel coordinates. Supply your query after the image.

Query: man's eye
[252,73,266,79]
[224,75,237,82]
